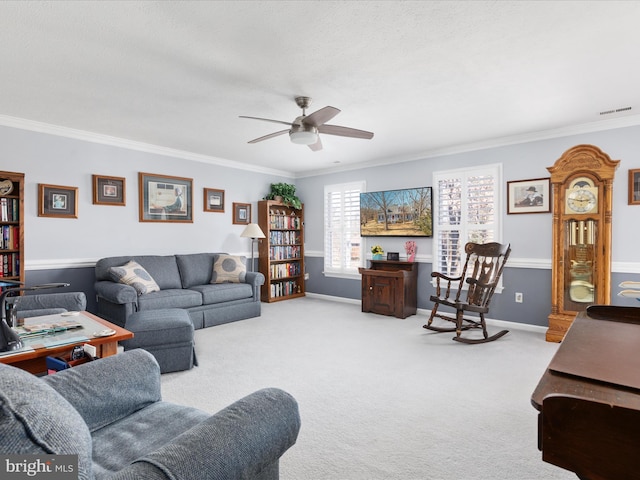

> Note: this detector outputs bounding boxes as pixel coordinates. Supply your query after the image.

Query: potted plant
[371,244,384,260]
[264,183,302,210]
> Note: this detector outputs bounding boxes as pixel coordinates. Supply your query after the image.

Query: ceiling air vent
[599,106,632,116]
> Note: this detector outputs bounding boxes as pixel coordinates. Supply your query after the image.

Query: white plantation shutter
[324,181,365,276]
[433,164,501,278]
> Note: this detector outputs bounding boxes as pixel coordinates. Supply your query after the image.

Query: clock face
[565,177,598,214]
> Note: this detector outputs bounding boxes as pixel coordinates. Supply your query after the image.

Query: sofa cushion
[211,255,246,284]
[191,283,254,304]
[109,260,160,295]
[0,363,93,479]
[137,289,203,311]
[176,253,217,288]
[96,255,183,290]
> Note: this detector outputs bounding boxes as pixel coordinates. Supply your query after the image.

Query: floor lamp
[240,223,266,272]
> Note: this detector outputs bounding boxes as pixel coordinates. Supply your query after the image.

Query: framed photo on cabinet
[204,188,225,212]
[138,172,193,223]
[38,184,78,218]
[507,177,551,214]
[93,175,126,206]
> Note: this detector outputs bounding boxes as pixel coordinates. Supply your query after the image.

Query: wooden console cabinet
[359,260,418,318]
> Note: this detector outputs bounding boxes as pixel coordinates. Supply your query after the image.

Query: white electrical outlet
[515,292,523,303]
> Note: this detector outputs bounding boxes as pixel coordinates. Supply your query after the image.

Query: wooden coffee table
[0,311,133,374]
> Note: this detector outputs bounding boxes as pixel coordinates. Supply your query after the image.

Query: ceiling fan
[240,96,374,151]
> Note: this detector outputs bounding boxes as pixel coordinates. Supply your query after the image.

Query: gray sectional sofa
[94,253,264,329]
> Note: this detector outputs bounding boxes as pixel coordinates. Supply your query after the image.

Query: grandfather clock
[546,144,619,342]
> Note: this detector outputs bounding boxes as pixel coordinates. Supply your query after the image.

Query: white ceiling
[2,1,640,177]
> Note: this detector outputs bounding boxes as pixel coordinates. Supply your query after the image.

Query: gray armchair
[0,349,301,479]
[7,291,87,318]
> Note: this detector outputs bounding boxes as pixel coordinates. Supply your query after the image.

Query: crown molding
[295,114,640,178]
[0,114,292,178]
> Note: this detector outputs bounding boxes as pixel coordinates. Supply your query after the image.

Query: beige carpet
[161,297,575,480]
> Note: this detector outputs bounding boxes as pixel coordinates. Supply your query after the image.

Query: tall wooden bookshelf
[257,200,305,302]
[0,171,24,288]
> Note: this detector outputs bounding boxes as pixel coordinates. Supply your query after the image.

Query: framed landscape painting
[360,186,432,237]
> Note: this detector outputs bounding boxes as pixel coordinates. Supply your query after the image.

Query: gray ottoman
[121,309,197,373]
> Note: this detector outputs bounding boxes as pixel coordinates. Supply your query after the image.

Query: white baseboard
[305,292,548,333]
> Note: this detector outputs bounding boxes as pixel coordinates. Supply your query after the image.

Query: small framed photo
[139,172,193,223]
[387,252,400,261]
[38,184,78,218]
[629,169,640,205]
[93,175,126,206]
[233,202,251,225]
[507,177,551,214]
[204,188,225,212]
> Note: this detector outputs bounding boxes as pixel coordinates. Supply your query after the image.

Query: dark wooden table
[531,308,640,480]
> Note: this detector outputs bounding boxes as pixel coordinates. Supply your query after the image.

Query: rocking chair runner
[424,242,511,344]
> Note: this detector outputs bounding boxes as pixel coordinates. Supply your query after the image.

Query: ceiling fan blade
[318,124,374,139]
[308,136,323,152]
[247,129,289,144]
[239,116,292,127]
[302,106,340,127]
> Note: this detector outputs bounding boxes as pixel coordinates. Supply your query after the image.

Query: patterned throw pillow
[109,260,160,295]
[211,255,246,284]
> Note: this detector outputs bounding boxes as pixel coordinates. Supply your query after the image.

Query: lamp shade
[240,223,266,239]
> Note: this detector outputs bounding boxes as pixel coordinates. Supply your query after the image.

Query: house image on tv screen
[360,186,432,237]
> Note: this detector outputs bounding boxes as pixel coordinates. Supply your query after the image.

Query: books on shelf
[0,197,18,222]
[0,253,19,277]
[270,261,301,279]
[269,245,301,260]
[269,230,300,245]
[0,252,20,277]
[1,225,20,249]
[269,211,301,230]
[270,280,300,298]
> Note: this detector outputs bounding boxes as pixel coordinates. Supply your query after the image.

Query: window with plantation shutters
[324,181,365,277]
[432,164,502,279]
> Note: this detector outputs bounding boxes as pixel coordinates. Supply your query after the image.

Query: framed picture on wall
[93,174,126,206]
[628,169,640,205]
[138,172,193,223]
[233,202,251,225]
[507,177,551,214]
[204,188,225,212]
[38,184,78,218]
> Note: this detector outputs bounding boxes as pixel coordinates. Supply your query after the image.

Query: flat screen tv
[360,186,432,237]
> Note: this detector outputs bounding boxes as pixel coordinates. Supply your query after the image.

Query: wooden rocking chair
[423,242,511,344]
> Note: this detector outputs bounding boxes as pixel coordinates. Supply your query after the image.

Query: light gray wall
[0,124,291,262]
[297,124,640,326]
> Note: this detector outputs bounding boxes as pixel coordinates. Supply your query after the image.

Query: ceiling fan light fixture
[290,129,318,145]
